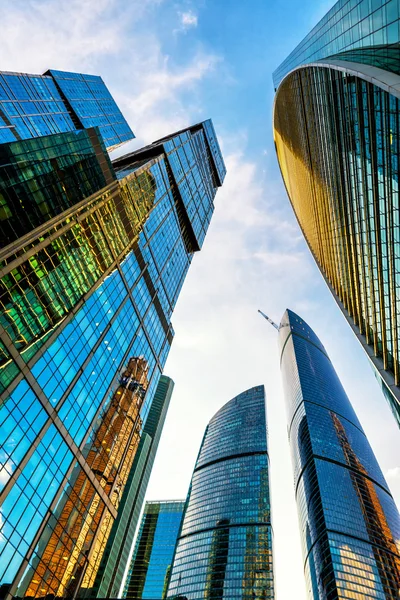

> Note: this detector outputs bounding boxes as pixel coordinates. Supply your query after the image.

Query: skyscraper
[0,104,225,599]
[94,376,175,598]
[0,69,134,149]
[273,1,400,426]
[166,386,275,599]
[278,308,400,599]
[124,500,185,600]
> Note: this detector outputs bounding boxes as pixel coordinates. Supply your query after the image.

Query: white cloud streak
[180,10,198,29]
[386,467,400,480]
[0,0,219,147]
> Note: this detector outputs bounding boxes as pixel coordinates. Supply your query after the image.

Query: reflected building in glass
[273,0,400,426]
[0,91,225,600]
[278,308,400,599]
[94,375,175,598]
[166,386,275,599]
[124,500,185,600]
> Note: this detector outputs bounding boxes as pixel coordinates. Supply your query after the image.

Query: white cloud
[0,459,13,486]
[180,10,198,28]
[0,0,219,147]
[386,467,400,480]
[174,10,198,34]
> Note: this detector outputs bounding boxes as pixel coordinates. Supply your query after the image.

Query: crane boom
[258,309,279,330]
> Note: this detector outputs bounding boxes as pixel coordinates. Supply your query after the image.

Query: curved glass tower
[166,386,274,599]
[279,308,400,599]
[273,1,400,426]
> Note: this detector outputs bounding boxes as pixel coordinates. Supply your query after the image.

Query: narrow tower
[166,386,275,599]
[277,309,400,599]
[124,500,185,600]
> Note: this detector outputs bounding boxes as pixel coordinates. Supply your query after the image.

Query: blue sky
[2,0,399,598]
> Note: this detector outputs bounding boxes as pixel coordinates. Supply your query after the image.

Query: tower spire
[258,309,279,330]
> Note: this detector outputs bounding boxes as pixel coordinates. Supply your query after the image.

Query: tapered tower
[278,308,400,599]
[166,386,274,599]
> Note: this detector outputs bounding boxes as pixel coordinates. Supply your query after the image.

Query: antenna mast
[258,309,279,330]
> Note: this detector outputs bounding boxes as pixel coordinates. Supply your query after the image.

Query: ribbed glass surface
[274,61,400,426]
[279,309,400,599]
[124,500,184,600]
[0,121,225,599]
[166,386,274,599]
[273,0,400,87]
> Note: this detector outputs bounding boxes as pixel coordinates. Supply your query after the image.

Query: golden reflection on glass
[274,65,400,424]
[21,356,149,598]
[0,168,156,391]
[332,413,400,597]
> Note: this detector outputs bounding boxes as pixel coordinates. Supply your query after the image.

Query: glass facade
[166,386,275,599]
[274,0,400,426]
[94,375,175,598]
[278,309,400,599]
[46,70,134,151]
[0,127,113,246]
[273,0,400,87]
[124,500,185,600]
[0,69,134,150]
[0,120,225,599]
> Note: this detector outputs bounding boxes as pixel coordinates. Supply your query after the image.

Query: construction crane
[258,309,279,330]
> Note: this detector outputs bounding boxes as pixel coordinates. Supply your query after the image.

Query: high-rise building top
[166,386,275,599]
[113,119,226,252]
[278,308,400,599]
[0,116,225,599]
[273,0,400,87]
[0,69,134,149]
[273,1,400,426]
[124,499,185,600]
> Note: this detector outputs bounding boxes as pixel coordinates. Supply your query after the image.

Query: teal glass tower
[0,69,133,149]
[278,309,400,599]
[94,376,175,598]
[273,0,400,426]
[166,386,275,599]
[0,107,225,600]
[124,500,185,600]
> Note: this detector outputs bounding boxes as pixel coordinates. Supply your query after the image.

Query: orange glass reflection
[20,356,149,598]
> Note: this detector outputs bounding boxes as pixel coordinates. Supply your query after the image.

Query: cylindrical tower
[273,56,400,427]
[279,308,400,599]
[166,386,274,599]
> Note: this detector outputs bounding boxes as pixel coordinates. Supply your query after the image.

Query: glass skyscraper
[273,0,400,426]
[94,375,175,598]
[0,69,133,149]
[124,500,185,600]
[278,308,400,599]
[166,386,275,599]
[0,64,225,600]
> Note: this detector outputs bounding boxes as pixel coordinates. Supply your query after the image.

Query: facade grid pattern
[279,309,400,599]
[0,120,225,599]
[0,69,134,150]
[166,386,275,600]
[273,0,400,87]
[274,0,400,426]
[124,500,185,600]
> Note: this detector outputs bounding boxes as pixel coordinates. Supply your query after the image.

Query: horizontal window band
[194,450,269,473]
[178,520,272,542]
